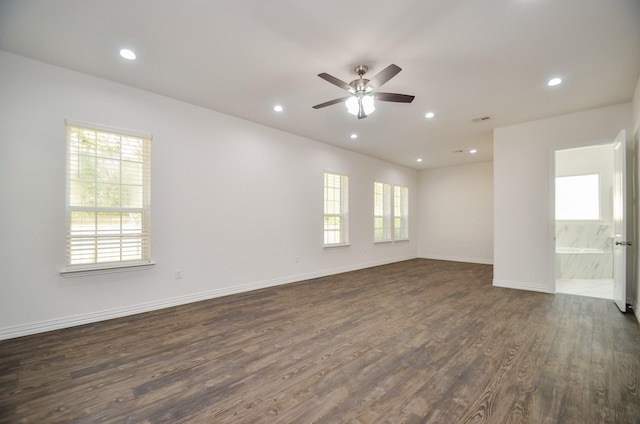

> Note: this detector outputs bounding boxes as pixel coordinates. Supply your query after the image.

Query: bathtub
[555,246,612,279]
[556,247,610,254]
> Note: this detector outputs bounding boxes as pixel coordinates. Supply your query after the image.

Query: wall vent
[472,116,491,123]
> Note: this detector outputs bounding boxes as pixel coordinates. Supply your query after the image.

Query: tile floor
[555,278,613,300]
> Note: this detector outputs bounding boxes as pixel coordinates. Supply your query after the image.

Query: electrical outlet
[295,256,300,263]
[175,269,182,279]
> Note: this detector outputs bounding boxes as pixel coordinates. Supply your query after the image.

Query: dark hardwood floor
[1,259,639,423]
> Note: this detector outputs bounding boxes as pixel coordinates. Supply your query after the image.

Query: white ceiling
[1,0,639,169]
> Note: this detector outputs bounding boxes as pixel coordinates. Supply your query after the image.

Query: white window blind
[66,123,151,269]
[324,172,349,246]
[374,181,392,242]
[394,185,409,240]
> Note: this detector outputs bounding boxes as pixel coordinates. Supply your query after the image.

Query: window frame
[373,181,410,242]
[62,121,153,276]
[323,172,349,247]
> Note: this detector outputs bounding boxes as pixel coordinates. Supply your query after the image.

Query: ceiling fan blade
[312,97,351,109]
[366,64,401,90]
[318,73,353,92]
[375,92,415,103]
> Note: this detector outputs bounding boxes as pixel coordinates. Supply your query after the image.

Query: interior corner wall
[417,161,493,264]
[0,51,418,340]
[493,103,633,293]
[633,75,640,323]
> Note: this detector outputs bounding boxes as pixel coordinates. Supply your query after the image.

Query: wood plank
[1,259,639,423]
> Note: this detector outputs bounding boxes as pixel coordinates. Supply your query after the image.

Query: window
[324,172,349,246]
[374,182,409,241]
[374,181,392,242]
[394,185,409,240]
[66,122,151,270]
[555,174,599,220]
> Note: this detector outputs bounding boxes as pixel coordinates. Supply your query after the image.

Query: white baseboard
[0,255,416,341]
[492,278,554,294]
[419,254,493,265]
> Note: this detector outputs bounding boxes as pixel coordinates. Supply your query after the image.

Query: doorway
[555,143,614,299]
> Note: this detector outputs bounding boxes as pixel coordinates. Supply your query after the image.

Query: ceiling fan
[312,64,415,119]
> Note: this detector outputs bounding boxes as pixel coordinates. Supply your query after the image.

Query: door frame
[549,139,617,295]
[613,130,627,311]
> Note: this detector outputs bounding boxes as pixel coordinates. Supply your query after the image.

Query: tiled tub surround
[555,223,613,279]
[556,223,612,249]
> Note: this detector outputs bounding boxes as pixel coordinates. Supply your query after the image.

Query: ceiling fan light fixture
[362,94,375,115]
[346,94,375,118]
[346,96,359,115]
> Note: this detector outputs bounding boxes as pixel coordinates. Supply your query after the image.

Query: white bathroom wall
[494,103,633,293]
[0,51,418,339]
[417,161,493,264]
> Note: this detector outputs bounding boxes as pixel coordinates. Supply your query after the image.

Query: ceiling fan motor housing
[350,78,370,93]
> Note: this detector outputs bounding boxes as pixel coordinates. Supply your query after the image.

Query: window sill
[61,261,156,278]
[555,219,607,224]
[323,243,351,249]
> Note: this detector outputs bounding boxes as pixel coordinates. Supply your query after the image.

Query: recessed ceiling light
[469,149,477,154]
[416,158,423,162]
[273,105,283,112]
[350,133,358,139]
[548,77,562,86]
[119,48,136,60]
[425,112,435,119]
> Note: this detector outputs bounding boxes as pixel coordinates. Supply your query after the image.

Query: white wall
[494,103,633,293]
[417,161,493,264]
[0,51,418,339]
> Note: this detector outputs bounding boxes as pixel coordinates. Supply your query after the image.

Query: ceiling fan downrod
[350,65,370,93]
